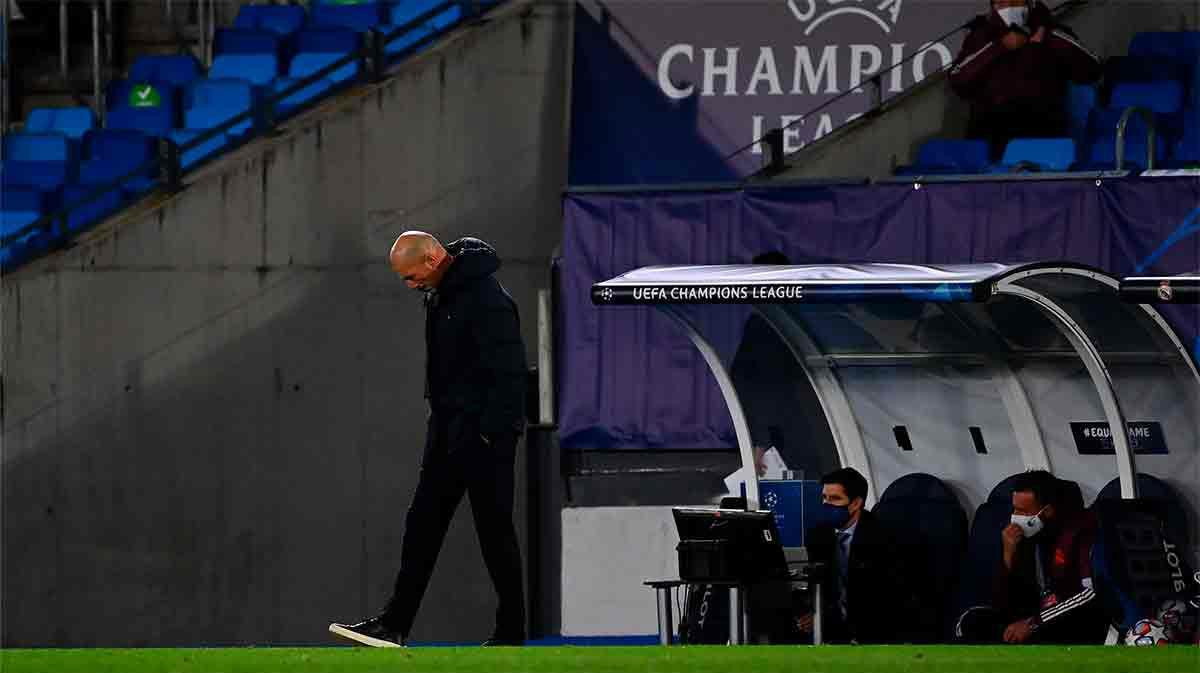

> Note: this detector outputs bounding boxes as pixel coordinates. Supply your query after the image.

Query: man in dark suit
[798,467,915,644]
[329,232,527,647]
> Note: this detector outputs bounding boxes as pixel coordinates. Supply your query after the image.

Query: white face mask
[997,5,1029,27]
[1011,506,1047,538]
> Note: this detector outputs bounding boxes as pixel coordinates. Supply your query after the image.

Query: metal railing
[2,0,497,265]
[1115,106,1156,171]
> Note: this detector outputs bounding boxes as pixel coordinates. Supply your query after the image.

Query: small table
[645,566,827,646]
[644,579,750,645]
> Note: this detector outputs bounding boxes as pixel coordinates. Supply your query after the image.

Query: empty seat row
[898,113,1198,177]
[0,130,159,255]
[3,0,481,269]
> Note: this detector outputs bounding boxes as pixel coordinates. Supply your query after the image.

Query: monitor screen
[672,507,788,580]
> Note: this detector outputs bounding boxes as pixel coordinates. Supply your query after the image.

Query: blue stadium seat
[1169,114,1199,167]
[0,184,51,268]
[875,473,968,641]
[1,184,46,230]
[1,132,76,194]
[1078,108,1170,170]
[309,1,384,32]
[381,0,463,55]
[128,54,203,91]
[80,129,158,196]
[1129,31,1200,65]
[1129,31,1200,108]
[894,139,991,176]
[168,79,258,169]
[182,78,257,135]
[60,183,126,232]
[1105,56,1191,89]
[233,3,307,38]
[1110,81,1186,115]
[214,27,284,55]
[270,29,363,115]
[24,107,97,141]
[993,138,1076,172]
[209,33,282,88]
[106,79,179,137]
[1084,133,1167,171]
[1066,82,1097,149]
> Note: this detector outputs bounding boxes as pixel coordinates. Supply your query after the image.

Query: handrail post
[869,73,882,111]
[368,28,385,83]
[59,0,69,78]
[91,1,102,118]
[762,128,785,175]
[160,137,182,192]
[1115,106,1156,171]
[104,0,113,70]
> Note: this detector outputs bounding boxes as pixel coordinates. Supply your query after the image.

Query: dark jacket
[992,510,1102,642]
[808,509,917,644]
[949,2,1101,106]
[425,237,527,439]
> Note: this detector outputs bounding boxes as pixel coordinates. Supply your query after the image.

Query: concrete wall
[1,0,572,646]
[559,506,679,637]
[769,0,1200,181]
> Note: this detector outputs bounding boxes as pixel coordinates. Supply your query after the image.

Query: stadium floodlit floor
[1,645,1197,673]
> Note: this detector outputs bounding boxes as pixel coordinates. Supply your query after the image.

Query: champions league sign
[570,0,979,185]
[593,283,807,304]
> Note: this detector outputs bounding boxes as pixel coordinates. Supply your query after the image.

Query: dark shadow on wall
[1,268,529,647]
[567,6,743,186]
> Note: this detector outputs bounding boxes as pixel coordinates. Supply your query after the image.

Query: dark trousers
[956,604,1108,644]
[382,414,525,639]
[969,98,1069,161]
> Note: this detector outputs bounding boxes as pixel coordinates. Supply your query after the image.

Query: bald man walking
[330,232,527,647]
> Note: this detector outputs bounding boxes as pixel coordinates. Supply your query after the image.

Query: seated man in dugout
[958,470,1107,644]
[797,468,919,644]
[949,0,1101,158]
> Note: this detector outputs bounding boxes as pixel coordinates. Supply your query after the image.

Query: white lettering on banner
[849,44,883,92]
[702,47,740,96]
[629,285,806,302]
[660,43,952,100]
[913,41,953,81]
[781,114,805,153]
[890,43,905,92]
[1164,541,1186,592]
[658,44,695,100]
[752,113,841,154]
[747,47,784,95]
[793,45,839,94]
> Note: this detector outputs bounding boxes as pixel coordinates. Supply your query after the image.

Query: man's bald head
[390,231,451,290]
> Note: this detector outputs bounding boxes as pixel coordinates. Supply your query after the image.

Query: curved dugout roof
[591,263,1023,305]
[591,262,1200,560]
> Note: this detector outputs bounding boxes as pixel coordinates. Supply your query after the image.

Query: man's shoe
[329,617,405,648]
[481,634,525,647]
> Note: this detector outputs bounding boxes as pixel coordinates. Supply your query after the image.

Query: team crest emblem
[787,0,904,35]
[1158,280,1173,302]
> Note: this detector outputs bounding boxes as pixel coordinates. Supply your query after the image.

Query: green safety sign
[129,83,162,108]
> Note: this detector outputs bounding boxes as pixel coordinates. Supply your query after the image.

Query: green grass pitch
[2,645,1197,673]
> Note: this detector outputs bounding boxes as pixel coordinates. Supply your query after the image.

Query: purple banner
[570,0,981,184]
[558,177,1200,449]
